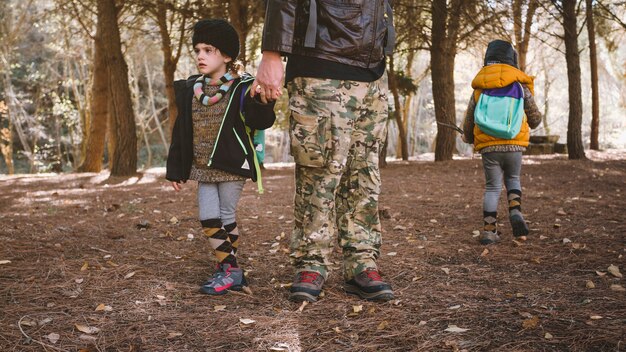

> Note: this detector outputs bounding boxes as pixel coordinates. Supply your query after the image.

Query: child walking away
[166,19,276,294]
[462,40,542,245]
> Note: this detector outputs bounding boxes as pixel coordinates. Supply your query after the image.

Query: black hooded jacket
[166,74,276,183]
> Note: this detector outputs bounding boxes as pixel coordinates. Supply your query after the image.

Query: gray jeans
[197,181,245,225]
[482,152,522,213]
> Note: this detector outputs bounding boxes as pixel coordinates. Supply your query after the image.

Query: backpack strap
[238,84,265,194]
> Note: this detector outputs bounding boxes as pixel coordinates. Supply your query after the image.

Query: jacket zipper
[233,128,249,155]
[207,77,254,167]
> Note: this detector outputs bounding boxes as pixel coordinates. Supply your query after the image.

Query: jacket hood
[471,64,534,95]
[484,40,518,68]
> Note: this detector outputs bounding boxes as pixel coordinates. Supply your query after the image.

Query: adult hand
[171,181,182,192]
[251,51,284,104]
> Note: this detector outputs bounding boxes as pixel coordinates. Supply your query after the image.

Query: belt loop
[304,0,317,48]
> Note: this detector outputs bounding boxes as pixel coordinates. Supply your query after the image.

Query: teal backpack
[474,82,525,139]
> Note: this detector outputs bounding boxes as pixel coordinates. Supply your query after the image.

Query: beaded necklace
[193,72,238,106]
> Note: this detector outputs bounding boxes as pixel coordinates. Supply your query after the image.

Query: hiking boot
[479,230,501,245]
[200,263,247,295]
[289,271,325,302]
[345,268,394,302]
[510,214,529,238]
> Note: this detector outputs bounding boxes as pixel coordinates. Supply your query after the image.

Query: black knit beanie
[192,19,240,60]
[484,40,519,68]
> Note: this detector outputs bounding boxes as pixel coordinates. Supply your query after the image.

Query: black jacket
[262,0,395,69]
[166,74,276,183]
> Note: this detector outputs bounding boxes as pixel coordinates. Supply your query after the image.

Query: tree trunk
[155,1,179,137]
[512,0,538,72]
[586,0,600,150]
[562,0,586,159]
[99,0,137,175]
[229,0,249,65]
[78,24,108,172]
[388,56,409,160]
[431,0,457,162]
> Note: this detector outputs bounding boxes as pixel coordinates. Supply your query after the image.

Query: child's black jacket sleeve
[242,93,276,130]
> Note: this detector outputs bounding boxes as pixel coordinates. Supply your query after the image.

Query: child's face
[194,43,232,77]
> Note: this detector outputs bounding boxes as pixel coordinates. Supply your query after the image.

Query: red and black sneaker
[345,268,394,301]
[289,271,325,302]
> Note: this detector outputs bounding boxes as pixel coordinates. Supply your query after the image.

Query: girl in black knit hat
[166,19,276,295]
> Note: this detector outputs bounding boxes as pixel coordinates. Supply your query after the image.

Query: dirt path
[1,152,624,351]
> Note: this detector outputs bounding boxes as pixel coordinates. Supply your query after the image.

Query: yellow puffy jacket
[471,64,535,151]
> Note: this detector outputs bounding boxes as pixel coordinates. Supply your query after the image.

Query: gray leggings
[482,152,522,213]
[197,181,245,225]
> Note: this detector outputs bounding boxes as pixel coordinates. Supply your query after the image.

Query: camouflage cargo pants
[287,75,389,280]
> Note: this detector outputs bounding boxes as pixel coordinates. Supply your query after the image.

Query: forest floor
[0,150,625,352]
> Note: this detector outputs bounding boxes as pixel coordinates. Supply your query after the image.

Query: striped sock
[507,190,522,217]
[483,211,498,233]
[224,222,239,255]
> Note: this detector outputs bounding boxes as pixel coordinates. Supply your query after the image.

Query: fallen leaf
[167,332,183,339]
[106,261,118,267]
[448,305,461,310]
[124,272,136,279]
[46,333,60,344]
[480,248,489,257]
[595,271,607,277]
[562,238,571,244]
[78,334,97,343]
[242,286,253,295]
[169,216,179,224]
[590,315,603,320]
[352,305,363,313]
[214,305,226,312]
[586,281,595,289]
[239,318,256,325]
[75,324,100,334]
[608,264,622,278]
[75,278,84,284]
[95,304,112,312]
[444,325,469,333]
[441,267,450,275]
[377,321,389,330]
[531,257,541,264]
[472,230,480,237]
[544,332,553,339]
[269,343,290,351]
[512,240,524,246]
[418,320,427,326]
[156,295,166,300]
[297,301,308,312]
[539,235,548,240]
[80,262,89,271]
[522,316,540,329]
[39,318,53,326]
[610,284,625,292]
[387,252,397,256]
[429,219,438,223]
[0,260,11,265]
[393,225,406,231]
[333,327,342,334]
[556,208,566,216]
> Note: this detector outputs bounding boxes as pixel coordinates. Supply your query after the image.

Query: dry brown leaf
[608,264,622,278]
[352,305,363,313]
[522,316,540,329]
[95,304,112,312]
[333,327,342,334]
[239,318,256,325]
[512,240,524,246]
[80,262,89,271]
[0,260,11,265]
[441,267,450,275]
[377,321,389,330]
[167,332,183,339]
[610,284,625,292]
[214,305,226,312]
[544,332,553,339]
[596,271,607,277]
[590,315,603,320]
[480,248,489,257]
[75,324,100,334]
[124,272,136,279]
[586,281,595,289]
[46,333,60,344]
[444,325,469,333]
[78,334,97,343]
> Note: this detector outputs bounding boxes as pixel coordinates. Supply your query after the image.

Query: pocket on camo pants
[289,111,330,167]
